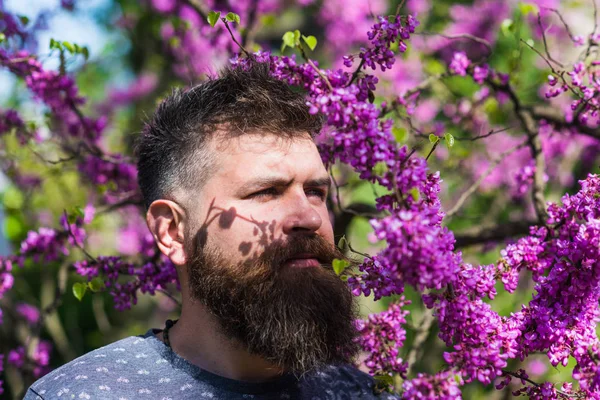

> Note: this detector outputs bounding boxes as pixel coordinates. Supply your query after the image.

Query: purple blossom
[20,227,68,262]
[74,256,178,311]
[360,15,419,72]
[355,297,410,376]
[496,175,600,395]
[16,303,40,324]
[0,258,14,297]
[8,347,25,368]
[472,64,489,84]
[448,52,470,76]
[401,371,462,399]
[78,155,138,198]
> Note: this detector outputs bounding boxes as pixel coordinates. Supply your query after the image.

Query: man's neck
[157,303,285,382]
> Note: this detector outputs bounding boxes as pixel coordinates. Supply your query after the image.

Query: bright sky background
[0,0,114,254]
[0,0,113,101]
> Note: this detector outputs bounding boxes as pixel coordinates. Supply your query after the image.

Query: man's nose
[281,191,323,235]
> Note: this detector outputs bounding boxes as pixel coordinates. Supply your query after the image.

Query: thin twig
[537,13,564,68]
[520,38,558,74]
[454,126,513,142]
[329,168,381,218]
[222,20,251,58]
[501,370,580,398]
[542,8,577,41]
[348,58,366,86]
[425,140,438,161]
[486,78,549,223]
[446,141,528,217]
[395,0,406,16]
[298,45,334,91]
[62,210,97,261]
[415,32,492,55]
[405,308,434,378]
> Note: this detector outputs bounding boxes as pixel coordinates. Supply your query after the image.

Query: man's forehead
[209,133,328,185]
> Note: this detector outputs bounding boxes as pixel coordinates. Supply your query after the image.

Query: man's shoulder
[25,333,165,399]
[301,364,400,399]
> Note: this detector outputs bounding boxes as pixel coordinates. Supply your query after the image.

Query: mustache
[188,227,356,273]
[243,234,355,274]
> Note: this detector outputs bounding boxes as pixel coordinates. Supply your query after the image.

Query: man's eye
[249,188,278,198]
[306,188,327,200]
[248,188,327,200]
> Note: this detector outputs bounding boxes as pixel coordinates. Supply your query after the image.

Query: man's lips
[284,253,322,268]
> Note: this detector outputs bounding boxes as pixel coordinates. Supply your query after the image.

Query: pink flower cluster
[8,341,52,379]
[354,297,410,376]
[74,255,179,311]
[401,370,462,399]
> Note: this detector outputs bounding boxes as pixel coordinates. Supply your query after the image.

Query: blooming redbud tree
[1,0,600,398]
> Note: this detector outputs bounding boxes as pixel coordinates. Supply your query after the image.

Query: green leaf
[518,2,539,16]
[293,30,301,44]
[501,19,514,36]
[373,161,388,176]
[392,126,407,143]
[260,14,276,26]
[49,38,62,51]
[169,36,181,48]
[444,133,455,148]
[374,375,394,387]
[81,46,89,60]
[409,187,420,202]
[3,187,24,209]
[225,12,240,24]
[88,277,105,293]
[0,33,5,43]
[4,215,24,241]
[73,282,87,301]
[19,15,30,26]
[302,35,317,51]
[62,41,75,53]
[424,59,446,75]
[337,235,347,250]
[207,11,221,27]
[332,258,349,275]
[429,133,439,144]
[282,31,296,51]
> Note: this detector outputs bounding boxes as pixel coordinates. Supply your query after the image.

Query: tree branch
[530,105,600,140]
[453,220,536,248]
[487,79,549,223]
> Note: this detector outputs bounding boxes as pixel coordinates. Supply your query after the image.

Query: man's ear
[146,199,188,266]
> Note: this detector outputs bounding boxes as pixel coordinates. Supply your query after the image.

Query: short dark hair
[136,62,322,209]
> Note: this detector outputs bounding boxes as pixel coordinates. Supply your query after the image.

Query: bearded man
[24,63,397,399]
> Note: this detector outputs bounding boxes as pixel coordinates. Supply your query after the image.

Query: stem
[405,307,434,377]
[222,19,251,58]
[298,44,334,91]
[446,141,528,218]
[425,140,438,161]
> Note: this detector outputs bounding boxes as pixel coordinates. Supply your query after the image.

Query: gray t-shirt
[24,329,398,399]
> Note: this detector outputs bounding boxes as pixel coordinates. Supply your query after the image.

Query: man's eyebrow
[305,176,332,188]
[238,176,332,193]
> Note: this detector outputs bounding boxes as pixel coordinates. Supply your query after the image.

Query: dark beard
[185,232,360,376]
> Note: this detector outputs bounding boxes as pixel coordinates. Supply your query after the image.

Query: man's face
[182,132,359,374]
[186,132,335,262]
